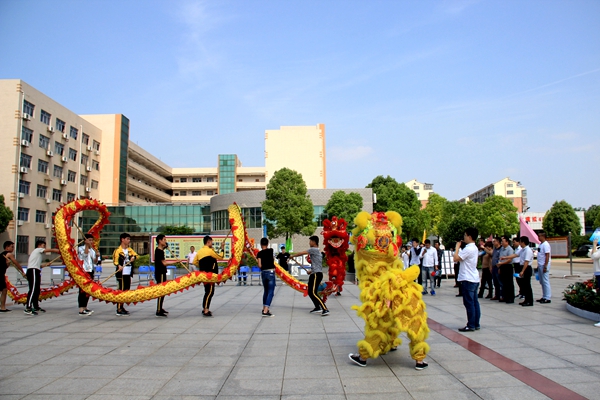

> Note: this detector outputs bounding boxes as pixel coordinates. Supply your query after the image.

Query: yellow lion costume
[349,211,430,369]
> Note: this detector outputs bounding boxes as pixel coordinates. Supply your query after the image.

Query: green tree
[160,225,194,235]
[367,176,423,240]
[422,193,448,236]
[437,201,482,245]
[324,191,363,231]
[478,195,519,238]
[262,168,317,240]
[0,195,13,234]
[585,205,600,231]
[594,212,600,230]
[543,200,582,237]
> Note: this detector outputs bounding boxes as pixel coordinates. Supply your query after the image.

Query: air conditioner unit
[22,113,31,121]
[21,139,30,147]
[60,179,67,185]
[20,167,28,174]
[46,150,54,157]
[62,133,69,140]
[45,198,51,204]
[18,192,25,198]
[94,150,100,156]
[17,220,24,226]
[85,187,91,193]
[45,223,51,229]
[61,156,68,162]
[86,166,92,172]
[47,126,54,133]
[86,145,92,151]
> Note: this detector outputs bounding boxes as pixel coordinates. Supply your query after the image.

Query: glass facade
[80,204,211,256]
[118,116,129,203]
[218,154,236,194]
[212,207,262,231]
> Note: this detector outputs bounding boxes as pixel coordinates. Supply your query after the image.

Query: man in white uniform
[453,227,480,332]
[536,232,552,304]
[187,246,198,271]
[25,240,61,315]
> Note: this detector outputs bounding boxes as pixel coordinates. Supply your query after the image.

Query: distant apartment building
[265,124,326,189]
[461,177,527,212]
[404,179,434,208]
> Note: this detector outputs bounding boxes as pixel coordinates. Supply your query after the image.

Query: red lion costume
[322,216,349,294]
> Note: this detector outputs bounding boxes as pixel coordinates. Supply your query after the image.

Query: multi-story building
[461,177,527,212]
[265,124,326,189]
[404,179,434,208]
[0,80,105,257]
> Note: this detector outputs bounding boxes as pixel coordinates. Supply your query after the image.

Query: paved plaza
[1,260,599,399]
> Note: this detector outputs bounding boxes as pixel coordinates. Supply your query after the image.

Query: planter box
[566,303,600,321]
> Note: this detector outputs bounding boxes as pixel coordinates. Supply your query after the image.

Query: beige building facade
[461,177,528,212]
[265,124,326,189]
[404,179,434,208]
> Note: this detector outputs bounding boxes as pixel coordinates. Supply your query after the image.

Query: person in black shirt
[1,241,24,312]
[192,236,224,317]
[276,245,290,272]
[154,234,183,317]
[257,238,276,317]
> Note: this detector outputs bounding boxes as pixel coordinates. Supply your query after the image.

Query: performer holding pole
[112,233,138,316]
[290,236,329,317]
[77,234,99,316]
[155,235,185,317]
[24,240,61,315]
[192,236,224,317]
[1,241,24,312]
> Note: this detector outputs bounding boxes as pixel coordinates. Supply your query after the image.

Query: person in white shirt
[77,234,99,316]
[453,227,480,332]
[518,237,534,307]
[25,240,61,315]
[536,232,552,304]
[187,246,198,272]
[409,239,423,284]
[401,246,410,270]
[591,239,600,327]
[419,240,439,295]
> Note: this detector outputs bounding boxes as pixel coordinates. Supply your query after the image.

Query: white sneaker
[595,322,600,327]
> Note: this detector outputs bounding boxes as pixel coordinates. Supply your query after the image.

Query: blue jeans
[422,267,434,291]
[460,281,480,329]
[262,270,276,307]
[537,267,551,300]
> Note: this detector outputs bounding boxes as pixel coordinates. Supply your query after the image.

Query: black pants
[203,283,215,310]
[520,266,533,304]
[479,268,493,297]
[78,271,94,308]
[26,268,41,310]
[116,274,131,311]
[500,264,515,303]
[417,264,423,285]
[454,263,461,294]
[308,272,327,311]
[156,272,166,313]
[514,263,523,296]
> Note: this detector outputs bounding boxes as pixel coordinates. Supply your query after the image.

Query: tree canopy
[262,168,316,240]
[367,176,423,240]
[584,205,600,231]
[478,195,519,238]
[437,201,481,245]
[0,195,13,234]
[324,191,363,231]
[422,193,448,236]
[543,200,582,237]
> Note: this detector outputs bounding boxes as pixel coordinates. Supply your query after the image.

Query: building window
[68,148,77,161]
[55,142,65,156]
[56,118,65,133]
[416,192,420,198]
[238,179,243,182]
[91,180,98,189]
[38,160,49,174]
[81,154,88,165]
[20,154,32,169]
[35,210,46,223]
[22,126,33,142]
[37,185,47,198]
[17,207,29,221]
[180,178,187,183]
[507,184,513,187]
[207,190,214,196]
[522,190,527,197]
[19,180,31,195]
[67,170,76,182]
[92,140,100,151]
[507,190,514,195]
[39,134,50,149]
[413,185,420,190]
[67,192,75,202]
[207,177,214,183]
[52,189,62,202]
[23,100,35,116]
[80,175,88,186]
[69,126,78,140]
[180,191,187,196]
[82,133,89,145]
[16,236,29,255]
[92,160,99,171]
[424,184,433,190]
[35,236,47,246]
[192,191,201,196]
[40,110,51,125]
[192,177,202,183]
[53,165,63,178]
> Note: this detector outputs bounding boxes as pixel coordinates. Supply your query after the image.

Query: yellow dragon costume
[349,211,430,369]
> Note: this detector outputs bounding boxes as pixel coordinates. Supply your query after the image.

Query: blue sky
[1,0,599,212]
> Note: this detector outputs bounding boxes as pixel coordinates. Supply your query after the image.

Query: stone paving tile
[282,378,345,396]
[94,377,169,396]
[409,388,482,400]
[118,365,182,380]
[340,376,409,394]
[472,386,551,400]
[229,365,284,380]
[155,377,227,396]
[563,381,600,399]
[218,378,283,396]
[454,371,527,388]
[21,395,88,400]
[32,377,112,395]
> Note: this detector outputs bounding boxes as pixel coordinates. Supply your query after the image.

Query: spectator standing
[454,227,480,332]
[512,238,524,299]
[497,235,515,303]
[434,242,443,288]
[419,240,438,295]
[276,246,290,273]
[518,237,534,307]
[409,239,423,284]
[488,238,503,301]
[591,239,600,327]
[536,232,552,304]
[478,242,493,299]
[401,246,410,270]
[187,246,197,271]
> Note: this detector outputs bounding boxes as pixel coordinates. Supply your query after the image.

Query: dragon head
[351,211,403,257]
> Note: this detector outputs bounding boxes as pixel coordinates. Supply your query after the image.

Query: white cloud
[329,145,375,163]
